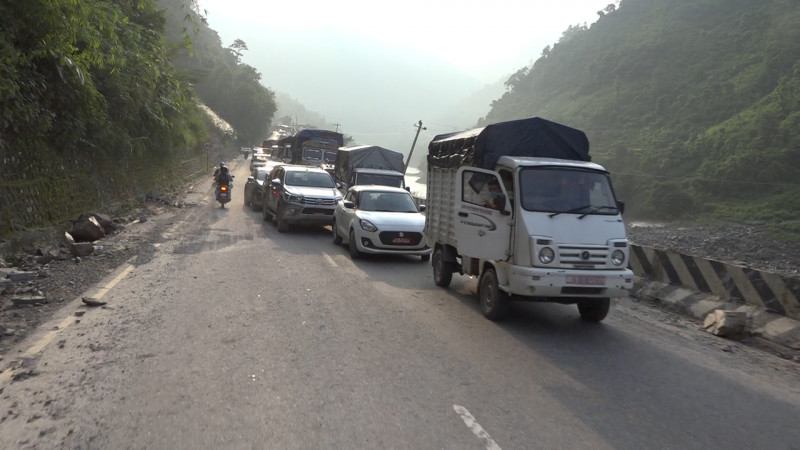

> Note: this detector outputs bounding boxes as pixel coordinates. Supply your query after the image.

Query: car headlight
[611,249,626,266]
[538,247,555,264]
[359,219,378,232]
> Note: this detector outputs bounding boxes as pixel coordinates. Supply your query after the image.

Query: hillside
[481,0,800,238]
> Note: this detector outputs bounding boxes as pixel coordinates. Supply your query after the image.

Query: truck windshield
[302,148,322,162]
[357,173,404,188]
[519,167,618,215]
[323,150,338,163]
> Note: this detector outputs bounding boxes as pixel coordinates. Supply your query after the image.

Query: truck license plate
[566,275,605,285]
[392,237,411,244]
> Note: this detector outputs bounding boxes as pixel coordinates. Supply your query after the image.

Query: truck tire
[349,229,361,259]
[332,219,342,244]
[577,298,610,323]
[479,267,509,321]
[262,202,270,222]
[432,248,453,287]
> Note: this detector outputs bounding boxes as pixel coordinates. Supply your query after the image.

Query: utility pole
[404,120,426,174]
[334,122,341,133]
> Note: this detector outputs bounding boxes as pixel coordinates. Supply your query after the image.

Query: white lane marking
[322,252,337,267]
[0,263,135,386]
[453,404,503,450]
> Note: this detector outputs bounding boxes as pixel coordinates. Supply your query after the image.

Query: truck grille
[558,245,609,268]
[302,197,336,206]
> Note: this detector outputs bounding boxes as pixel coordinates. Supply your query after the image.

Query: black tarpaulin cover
[334,145,405,183]
[427,117,590,169]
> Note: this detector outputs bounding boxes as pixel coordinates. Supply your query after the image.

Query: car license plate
[392,237,411,244]
[566,275,605,285]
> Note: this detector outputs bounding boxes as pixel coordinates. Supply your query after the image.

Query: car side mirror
[418,204,426,212]
[271,178,281,186]
[617,200,625,215]
[247,176,254,182]
[405,186,410,192]
[343,200,355,209]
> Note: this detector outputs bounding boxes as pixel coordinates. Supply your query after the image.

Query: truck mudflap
[505,266,634,298]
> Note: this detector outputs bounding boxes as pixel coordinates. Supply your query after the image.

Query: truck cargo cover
[334,145,405,183]
[427,117,590,169]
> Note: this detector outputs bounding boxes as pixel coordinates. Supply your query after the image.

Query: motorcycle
[214,175,234,208]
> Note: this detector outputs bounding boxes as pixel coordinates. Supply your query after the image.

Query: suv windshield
[519,167,618,215]
[284,171,335,188]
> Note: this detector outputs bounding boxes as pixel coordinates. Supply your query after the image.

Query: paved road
[2,162,799,449]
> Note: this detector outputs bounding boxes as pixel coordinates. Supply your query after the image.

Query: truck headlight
[611,249,625,266]
[538,247,555,264]
[359,219,378,232]
[285,193,303,203]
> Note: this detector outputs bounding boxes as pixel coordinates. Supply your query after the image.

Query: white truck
[425,117,634,322]
[334,145,406,192]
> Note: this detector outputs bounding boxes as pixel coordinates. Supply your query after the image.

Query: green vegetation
[482,0,800,237]
[0,0,277,237]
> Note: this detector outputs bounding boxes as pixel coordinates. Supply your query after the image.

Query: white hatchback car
[332,185,432,261]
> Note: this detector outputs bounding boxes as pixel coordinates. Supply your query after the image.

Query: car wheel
[261,201,270,222]
[432,247,453,287]
[479,267,510,321]
[276,203,289,233]
[332,219,343,244]
[577,298,610,323]
[348,229,361,259]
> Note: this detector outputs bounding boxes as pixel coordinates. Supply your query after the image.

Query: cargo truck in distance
[333,145,406,192]
[425,117,634,322]
[279,128,344,168]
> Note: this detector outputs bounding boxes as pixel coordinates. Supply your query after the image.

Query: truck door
[455,167,512,260]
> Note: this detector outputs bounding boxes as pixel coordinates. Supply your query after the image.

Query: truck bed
[425,167,458,248]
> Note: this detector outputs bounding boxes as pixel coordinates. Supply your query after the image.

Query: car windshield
[359,192,418,212]
[519,167,618,215]
[284,171,335,188]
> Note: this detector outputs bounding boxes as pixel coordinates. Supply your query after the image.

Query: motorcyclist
[214,163,233,186]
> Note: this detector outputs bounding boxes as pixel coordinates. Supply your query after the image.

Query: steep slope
[482,0,800,229]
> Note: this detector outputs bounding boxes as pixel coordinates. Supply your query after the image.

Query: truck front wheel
[432,248,453,287]
[478,267,509,320]
[577,298,610,322]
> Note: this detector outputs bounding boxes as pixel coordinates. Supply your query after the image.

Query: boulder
[703,310,747,338]
[69,242,95,257]
[69,216,105,242]
[80,212,117,234]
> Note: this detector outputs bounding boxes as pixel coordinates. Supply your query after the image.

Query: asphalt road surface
[2,163,799,449]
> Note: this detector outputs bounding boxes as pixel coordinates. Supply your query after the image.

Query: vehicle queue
[239,132,432,261]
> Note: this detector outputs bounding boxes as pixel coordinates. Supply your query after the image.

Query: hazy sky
[199,0,614,83]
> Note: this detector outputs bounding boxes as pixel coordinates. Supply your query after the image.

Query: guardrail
[629,244,800,321]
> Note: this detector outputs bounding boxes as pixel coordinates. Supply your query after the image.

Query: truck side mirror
[617,200,625,214]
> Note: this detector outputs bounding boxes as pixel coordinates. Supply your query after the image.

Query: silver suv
[262,165,343,233]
